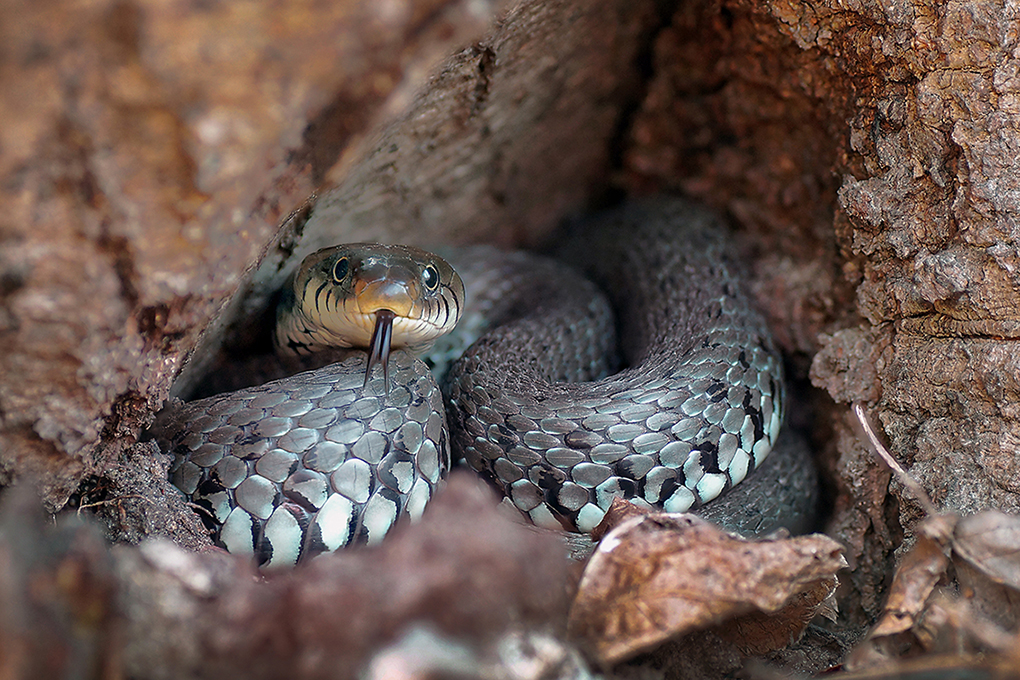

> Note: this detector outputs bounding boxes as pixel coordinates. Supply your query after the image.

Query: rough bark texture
[1,0,1018,676]
[0,0,511,506]
[612,0,1020,626]
[176,0,659,395]
[0,474,577,680]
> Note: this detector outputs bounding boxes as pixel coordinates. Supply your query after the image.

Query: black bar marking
[313,279,330,315]
[439,294,450,327]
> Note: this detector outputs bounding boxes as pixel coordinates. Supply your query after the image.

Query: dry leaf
[846,515,955,670]
[718,575,839,656]
[916,591,1018,657]
[954,510,1020,591]
[869,515,955,639]
[849,405,1020,673]
[832,653,1020,679]
[952,511,1020,634]
[590,497,653,542]
[567,513,845,665]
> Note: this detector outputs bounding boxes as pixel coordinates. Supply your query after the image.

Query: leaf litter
[566,403,1020,677]
[567,500,845,667]
[842,403,1020,676]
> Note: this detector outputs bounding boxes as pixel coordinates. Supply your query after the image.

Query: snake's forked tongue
[365,309,395,393]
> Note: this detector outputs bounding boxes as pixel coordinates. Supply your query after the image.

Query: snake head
[276,243,465,390]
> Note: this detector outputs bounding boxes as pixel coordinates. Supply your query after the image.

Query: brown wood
[2,0,1018,676]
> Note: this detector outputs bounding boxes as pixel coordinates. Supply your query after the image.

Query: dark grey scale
[588,443,629,465]
[581,412,619,430]
[564,429,602,449]
[376,449,419,494]
[523,430,559,449]
[302,441,346,473]
[617,403,657,423]
[506,445,541,467]
[492,457,524,484]
[189,443,224,467]
[148,351,450,569]
[474,436,507,462]
[283,469,330,509]
[544,447,585,468]
[529,463,568,489]
[632,431,670,454]
[386,386,414,409]
[460,446,486,478]
[254,417,294,438]
[212,455,248,488]
[227,407,266,427]
[405,396,434,424]
[369,408,405,433]
[153,199,815,565]
[506,414,538,432]
[606,423,644,443]
[277,427,321,454]
[475,406,504,427]
[571,462,613,488]
[352,431,389,464]
[347,397,383,421]
[444,198,789,534]
[255,449,300,482]
[272,399,315,419]
[318,389,358,410]
[702,401,729,427]
[617,454,655,480]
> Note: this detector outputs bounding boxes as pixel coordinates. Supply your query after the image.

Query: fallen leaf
[833,653,1020,679]
[869,515,955,639]
[849,405,1020,673]
[953,511,1020,635]
[954,510,1020,591]
[846,515,955,671]
[590,497,652,542]
[718,574,840,656]
[914,592,1017,657]
[567,513,845,665]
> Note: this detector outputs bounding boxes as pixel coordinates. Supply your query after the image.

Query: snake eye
[331,256,350,284]
[421,264,440,291]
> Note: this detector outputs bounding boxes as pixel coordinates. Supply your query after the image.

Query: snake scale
[150,197,817,569]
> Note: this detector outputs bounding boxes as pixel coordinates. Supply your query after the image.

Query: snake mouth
[365,309,395,392]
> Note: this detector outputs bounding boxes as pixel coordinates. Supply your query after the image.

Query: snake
[149,197,817,569]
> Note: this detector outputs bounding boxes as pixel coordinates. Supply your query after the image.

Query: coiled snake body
[152,198,815,569]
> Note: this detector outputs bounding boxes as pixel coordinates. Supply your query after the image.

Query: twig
[852,402,937,517]
[77,494,154,516]
[184,501,217,522]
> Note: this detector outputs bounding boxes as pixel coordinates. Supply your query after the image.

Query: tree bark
[0,0,510,503]
[1,0,1018,675]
